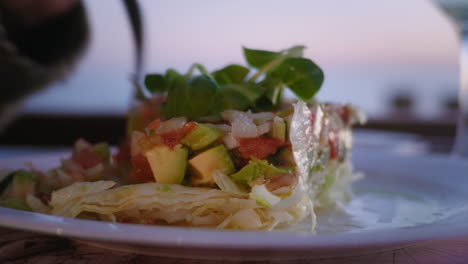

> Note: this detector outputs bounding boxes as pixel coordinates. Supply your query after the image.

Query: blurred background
[22,0,460,119]
[0,0,461,152]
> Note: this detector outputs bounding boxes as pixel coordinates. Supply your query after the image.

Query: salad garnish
[144,46,324,120]
[0,46,366,231]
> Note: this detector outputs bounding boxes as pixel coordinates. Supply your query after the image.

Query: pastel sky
[24,0,461,118]
[143,0,458,69]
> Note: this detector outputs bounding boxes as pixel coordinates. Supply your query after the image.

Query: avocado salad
[0,46,366,230]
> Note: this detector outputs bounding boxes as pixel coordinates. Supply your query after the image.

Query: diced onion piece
[222,110,275,138]
[221,110,246,122]
[156,117,187,134]
[222,133,239,149]
[231,119,258,138]
[256,122,271,136]
[131,131,145,156]
[250,112,275,123]
[273,116,284,123]
[222,110,275,124]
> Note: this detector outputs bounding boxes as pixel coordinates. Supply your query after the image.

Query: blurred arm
[0,0,79,27]
[0,0,89,129]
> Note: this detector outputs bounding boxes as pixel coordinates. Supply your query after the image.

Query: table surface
[0,227,467,263]
[0,131,467,263]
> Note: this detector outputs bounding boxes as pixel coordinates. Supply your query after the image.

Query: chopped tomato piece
[113,140,131,163]
[72,148,102,169]
[160,131,184,149]
[160,121,197,149]
[182,121,197,132]
[238,137,286,160]
[147,119,161,130]
[310,113,316,126]
[329,136,340,160]
[130,154,154,182]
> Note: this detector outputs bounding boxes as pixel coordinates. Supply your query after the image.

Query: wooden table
[1,227,467,264]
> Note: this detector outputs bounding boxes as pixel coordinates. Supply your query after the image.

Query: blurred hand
[1,0,79,26]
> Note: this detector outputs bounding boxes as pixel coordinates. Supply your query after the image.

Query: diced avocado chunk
[182,124,223,150]
[276,107,293,118]
[269,121,286,141]
[230,159,290,185]
[92,142,110,163]
[0,198,32,211]
[13,170,37,183]
[189,145,235,185]
[145,144,188,184]
[2,170,38,199]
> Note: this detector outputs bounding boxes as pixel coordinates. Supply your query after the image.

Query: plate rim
[0,150,467,251]
[0,206,467,250]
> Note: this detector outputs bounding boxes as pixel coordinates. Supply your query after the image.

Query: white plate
[0,150,467,260]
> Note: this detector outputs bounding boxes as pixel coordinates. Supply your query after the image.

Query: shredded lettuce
[48,181,310,230]
[50,181,116,209]
[249,184,281,208]
[212,170,247,195]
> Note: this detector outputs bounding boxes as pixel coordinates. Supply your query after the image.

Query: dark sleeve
[0,2,89,127]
